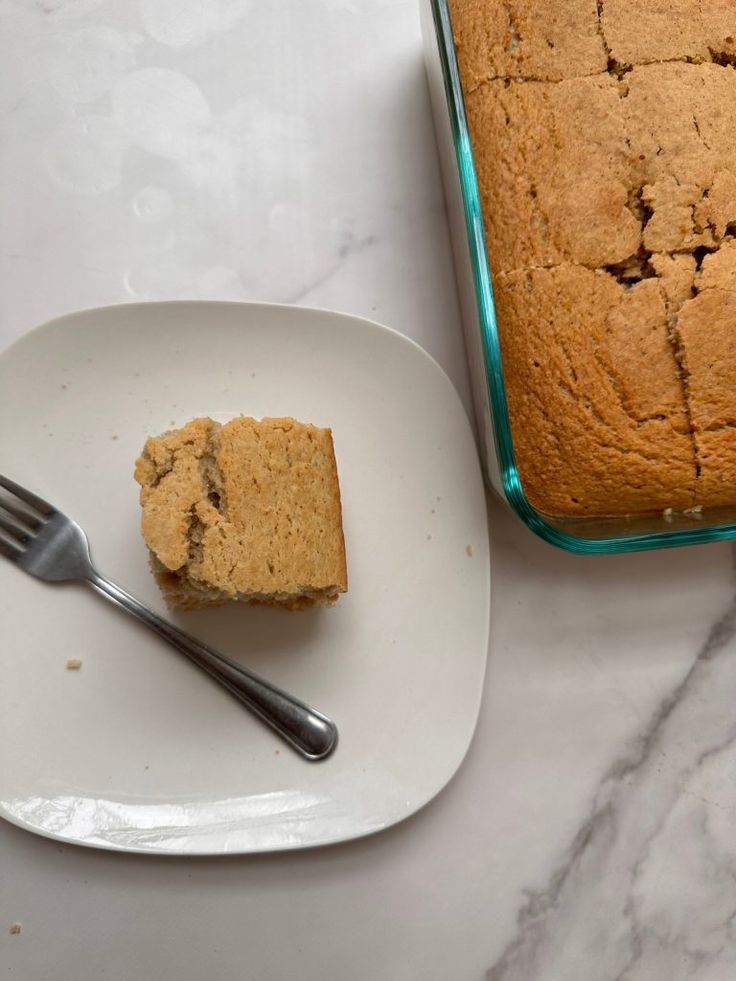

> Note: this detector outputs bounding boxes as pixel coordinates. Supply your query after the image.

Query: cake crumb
[427,534,432,540]
[465,543,474,557]
[111,434,119,441]
[61,384,68,390]
[9,923,21,935]
[663,507,674,523]
[65,658,82,670]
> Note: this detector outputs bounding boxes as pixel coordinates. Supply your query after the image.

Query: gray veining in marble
[488,550,736,981]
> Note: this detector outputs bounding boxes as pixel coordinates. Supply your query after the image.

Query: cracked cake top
[450,0,736,515]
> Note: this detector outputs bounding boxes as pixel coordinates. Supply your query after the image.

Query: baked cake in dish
[450,0,736,516]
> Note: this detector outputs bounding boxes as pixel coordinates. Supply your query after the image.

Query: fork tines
[0,474,54,518]
[0,493,41,529]
[0,474,53,557]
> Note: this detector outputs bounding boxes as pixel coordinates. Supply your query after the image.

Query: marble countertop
[2,2,736,978]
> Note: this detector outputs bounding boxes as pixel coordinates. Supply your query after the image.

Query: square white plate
[0,301,489,854]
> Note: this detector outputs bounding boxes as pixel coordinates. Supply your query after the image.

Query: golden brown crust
[649,254,697,316]
[494,267,695,516]
[449,0,736,516]
[465,75,640,274]
[135,417,348,610]
[601,0,736,68]
[676,287,736,506]
[450,0,606,91]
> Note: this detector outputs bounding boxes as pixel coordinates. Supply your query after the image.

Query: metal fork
[0,474,338,761]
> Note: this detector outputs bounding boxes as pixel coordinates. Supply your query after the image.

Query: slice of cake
[134,416,348,610]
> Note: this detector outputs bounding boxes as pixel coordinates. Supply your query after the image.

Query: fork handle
[84,571,338,761]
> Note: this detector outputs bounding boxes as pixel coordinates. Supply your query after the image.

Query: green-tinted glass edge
[429,0,736,554]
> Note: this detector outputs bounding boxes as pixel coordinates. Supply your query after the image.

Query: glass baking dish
[420,0,736,554]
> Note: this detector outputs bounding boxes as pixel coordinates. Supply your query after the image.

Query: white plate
[0,302,489,854]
